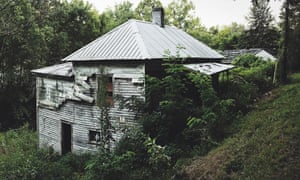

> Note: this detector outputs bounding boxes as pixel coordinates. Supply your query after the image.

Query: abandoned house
[32,8,232,154]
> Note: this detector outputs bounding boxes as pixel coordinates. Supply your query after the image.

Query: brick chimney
[152,7,164,27]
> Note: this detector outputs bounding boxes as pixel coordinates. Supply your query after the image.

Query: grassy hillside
[181,73,300,179]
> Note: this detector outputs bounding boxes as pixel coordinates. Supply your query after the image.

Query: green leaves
[233,54,268,68]
[0,0,103,130]
[135,0,162,21]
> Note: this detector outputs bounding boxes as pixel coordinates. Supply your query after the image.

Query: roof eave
[31,72,74,81]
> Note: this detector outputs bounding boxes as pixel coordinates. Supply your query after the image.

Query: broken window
[50,87,57,103]
[39,79,46,100]
[106,77,113,106]
[97,76,113,107]
[40,86,47,100]
[38,78,59,108]
[89,130,101,144]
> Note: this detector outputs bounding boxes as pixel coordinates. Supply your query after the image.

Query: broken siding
[37,63,145,153]
[38,102,75,152]
[72,63,145,150]
[36,77,75,109]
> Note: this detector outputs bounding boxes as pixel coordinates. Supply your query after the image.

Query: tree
[210,23,245,50]
[46,0,102,64]
[100,1,135,34]
[0,0,102,130]
[280,0,300,74]
[165,0,197,31]
[135,0,162,21]
[240,0,280,54]
[0,0,50,129]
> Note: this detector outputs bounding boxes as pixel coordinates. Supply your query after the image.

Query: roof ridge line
[130,20,151,59]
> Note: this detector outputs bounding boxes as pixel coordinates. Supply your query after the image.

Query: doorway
[61,122,72,154]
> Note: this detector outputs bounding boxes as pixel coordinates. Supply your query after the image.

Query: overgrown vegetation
[0,52,279,179]
[180,73,300,179]
[1,0,300,179]
[1,0,290,130]
[0,124,92,179]
[96,70,115,151]
[0,126,172,179]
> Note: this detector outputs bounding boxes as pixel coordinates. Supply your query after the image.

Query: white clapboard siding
[37,63,145,154]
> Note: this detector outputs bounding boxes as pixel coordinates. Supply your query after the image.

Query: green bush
[220,54,276,117]
[59,153,92,177]
[0,125,80,179]
[84,150,137,180]
[232,54,268,68]
[242,64,275,93]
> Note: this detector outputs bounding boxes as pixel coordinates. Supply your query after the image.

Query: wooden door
[61,122,72,154]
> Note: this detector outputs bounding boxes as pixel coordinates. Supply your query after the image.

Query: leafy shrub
[221,53,276,116]
[0,125,80,179]
[115,129,147,155]
[85,134,171,180]
[142,60,195,145]
[140,55,239,157]
[115,128,149,170]
[59,153,92,177]
[242,64,275,93]
[144,137,171,174]
[232,53,276,93]
[220,75,259,113]
[84,150,137,180]
[232,54,268,68]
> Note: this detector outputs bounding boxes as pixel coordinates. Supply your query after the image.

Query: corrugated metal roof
[184,63,234,75]
[255,50,277,62]
[31,63,73,77]
[63,19,223,62]
[222,48,277,63]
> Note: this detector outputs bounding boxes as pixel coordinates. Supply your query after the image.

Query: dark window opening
[89,130,100,144]
[97,76,113,107]
[106,77,113,106]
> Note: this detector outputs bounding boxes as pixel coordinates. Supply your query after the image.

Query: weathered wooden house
[32,8,230,154]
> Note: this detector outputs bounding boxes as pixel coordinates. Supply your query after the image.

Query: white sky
[85,0,283,28]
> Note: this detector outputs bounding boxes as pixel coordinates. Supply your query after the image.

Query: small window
[97,76,113,107]
[106,77,113,106]
[40,86,51,100]
[89,130,101,144]
[50,87,57,103]
[40,86,47,100]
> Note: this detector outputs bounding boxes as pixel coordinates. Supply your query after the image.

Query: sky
[85,0,283,28]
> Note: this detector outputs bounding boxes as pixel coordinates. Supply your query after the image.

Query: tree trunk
[280,0,289,83]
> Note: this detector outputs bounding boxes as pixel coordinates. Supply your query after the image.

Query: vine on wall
[96,68,115,151]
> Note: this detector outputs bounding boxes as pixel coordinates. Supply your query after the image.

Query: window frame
[88,130,101,144]
[97,75,113,107]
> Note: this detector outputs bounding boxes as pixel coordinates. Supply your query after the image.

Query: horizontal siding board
[37,64,145,154]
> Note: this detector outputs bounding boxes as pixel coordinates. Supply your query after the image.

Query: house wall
[37,63,145,154]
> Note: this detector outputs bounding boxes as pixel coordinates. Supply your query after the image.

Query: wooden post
[212,74,219,92]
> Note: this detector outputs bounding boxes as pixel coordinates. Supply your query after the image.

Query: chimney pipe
[152,7,164,27]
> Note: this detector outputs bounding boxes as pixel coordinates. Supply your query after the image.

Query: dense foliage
[0,57,281,179]
[0,0,102,130]
[0,125,172,179]
[0,124,90,179]
[181,73,300,179]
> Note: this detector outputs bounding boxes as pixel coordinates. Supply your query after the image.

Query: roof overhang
[31,62,73,79]
[184,63,234,75]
